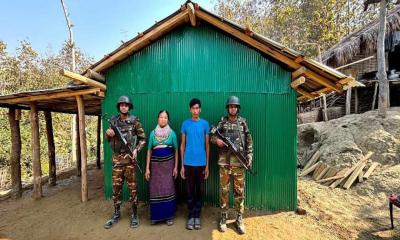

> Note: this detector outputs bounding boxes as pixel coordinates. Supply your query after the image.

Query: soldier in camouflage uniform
[211,96,253,235]
[104,95,146,229]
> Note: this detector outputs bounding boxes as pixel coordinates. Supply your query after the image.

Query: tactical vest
[110,115,137,154]
[221,117,245,152]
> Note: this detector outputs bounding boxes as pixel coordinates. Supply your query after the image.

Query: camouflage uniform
[109,115,146,207]
[211,116,253,214]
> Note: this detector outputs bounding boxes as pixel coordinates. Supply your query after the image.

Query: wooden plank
[299,162,320,177]
[0,88,102,104]
[61,70,106,91]
[312,162,325,179]
[322,168,339,186]
[296,88,314,99]
[316,166,331,181]
[291,76,306,89]
[187,2,196,27]
[343,162,366,189]
[303,69,342,93]
[363,162,379,179]
[9,108,22,198]
[76,96,88,202]
[30,103,42,200]
[318,168,349,183]
[303,150,321,171]
[45,111,56,186]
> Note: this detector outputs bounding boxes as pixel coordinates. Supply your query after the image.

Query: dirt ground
[0,168,399,240]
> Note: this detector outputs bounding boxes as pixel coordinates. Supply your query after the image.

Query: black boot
[235,213,246,234]
[130,204,139,228]
[218,212,228,232]
[104,205,121,229]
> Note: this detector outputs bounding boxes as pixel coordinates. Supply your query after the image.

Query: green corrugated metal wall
[102,24,297,211]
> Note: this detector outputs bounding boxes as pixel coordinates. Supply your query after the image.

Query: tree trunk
[45,111,57,186]
[377,0,389,118]
[9,108,22,198]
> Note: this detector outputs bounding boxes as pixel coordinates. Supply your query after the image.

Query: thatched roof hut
[323,5,400,68]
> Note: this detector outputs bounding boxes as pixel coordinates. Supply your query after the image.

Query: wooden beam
[61,69,106,91]
[292,67,306,80]
[91,10,189,73]
[30,103,42,200]
[196,9,300,70]
[343,162,366,189]
[363,162,379,179]
[346,87,352,115]
[86,69,105,82]
[76,96,88,202]
[303,69,342,92]
[9,108,22,198]
[44,111,56,186]
[187,2,196,27]
[296,88,314,99]
[96,115,102,169]
[0,88,102,104]
[291,76,306,89]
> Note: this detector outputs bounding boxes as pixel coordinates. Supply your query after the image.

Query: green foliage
[213,0,389,59]
[0,40,98,181]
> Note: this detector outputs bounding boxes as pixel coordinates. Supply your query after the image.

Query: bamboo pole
[9,108,22,198]
[30,103,42,200]
[76,96,88,202]
[96,115,102,169]
[45,111,57,186]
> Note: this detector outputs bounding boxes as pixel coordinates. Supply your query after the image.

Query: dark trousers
[184,165,205,218]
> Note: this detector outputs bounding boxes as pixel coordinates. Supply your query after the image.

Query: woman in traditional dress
[145,110,178,225]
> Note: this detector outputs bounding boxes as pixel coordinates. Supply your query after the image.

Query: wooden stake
[346,87,352,115]
[9,108,22,198]
[322,94,328,121]
[76,96,88,202]
[96,115,102,169]
[44,111,56,186]
[372,82,378,110]
[30,103,42,200]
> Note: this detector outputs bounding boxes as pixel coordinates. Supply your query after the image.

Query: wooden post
[372,82,378,110]
[74,114,81,176]
[9,108,22,198]
[45,111,56,186]
[96,115,102,169]
[346,87,352,115]
[30,103,42,200]
[354,88,359,114]
[322,94,328,121]
[76,96,88,202]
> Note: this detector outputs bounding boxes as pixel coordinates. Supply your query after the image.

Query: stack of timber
[299,151,380,189]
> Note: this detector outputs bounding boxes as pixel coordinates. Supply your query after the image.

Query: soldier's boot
[235,213,246,234]
[104,205,121,229]
[130,204,139,228]
[218,212,228,232]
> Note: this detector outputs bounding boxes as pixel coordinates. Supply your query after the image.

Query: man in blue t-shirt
[180,98,210,230]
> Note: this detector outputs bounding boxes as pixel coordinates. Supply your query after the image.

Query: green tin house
[83,1,356,211]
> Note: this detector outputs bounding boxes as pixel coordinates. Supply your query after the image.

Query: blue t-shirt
[180,118,209,166]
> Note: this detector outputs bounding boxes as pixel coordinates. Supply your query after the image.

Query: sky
[0,0,215,61]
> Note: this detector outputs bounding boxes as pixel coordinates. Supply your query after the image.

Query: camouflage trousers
[219,165,245,214]
[112,154,138,207]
